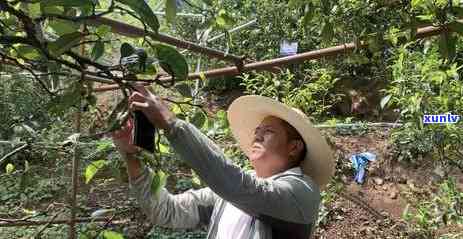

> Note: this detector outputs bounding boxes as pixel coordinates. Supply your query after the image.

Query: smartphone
[132,111,156,152]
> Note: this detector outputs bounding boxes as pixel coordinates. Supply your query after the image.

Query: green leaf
[28,3,41,19]
[380,94,392,109]
[49,19,79,36]
[453,7,463,17]
[48,32,82,56]
[411,0,425,9]
[102,230,124,239]
[321,21,334,43]
[303,5,315,26]
[190,111,207,128]
[154,44,188,80]
[40,4,64,15]
[17,45,41,60]
[174,83,192,97]
[91,41,105,61]
[96,139,113,151]
[84,160,107,184]
[5,163,15,174]
[439,33,456,61]
[120,43,135,58]
[159,143,170,154]
[95,25,112,38]
[45,0,94,8]
[448,21,463,35]
[116,0,160,32]
[151,170,167,199]
[215,9,235,29]
[166,0,177,24]
[191,170,201,187]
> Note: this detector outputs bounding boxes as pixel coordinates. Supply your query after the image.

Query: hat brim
[227,95,334,189]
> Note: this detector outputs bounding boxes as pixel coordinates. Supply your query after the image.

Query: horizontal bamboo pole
[93,20,460,92]
[86,17,244,64]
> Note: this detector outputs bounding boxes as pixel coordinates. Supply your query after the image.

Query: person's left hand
[128,84,176,130]
[111,118,139,154]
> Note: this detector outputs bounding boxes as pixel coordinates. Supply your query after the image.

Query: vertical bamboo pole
[69,26,86,239]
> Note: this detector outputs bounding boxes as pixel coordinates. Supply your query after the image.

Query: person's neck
[255,165,292,178]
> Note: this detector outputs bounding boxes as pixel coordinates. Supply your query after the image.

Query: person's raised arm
[128,84,320,225]
[111,92,218,229]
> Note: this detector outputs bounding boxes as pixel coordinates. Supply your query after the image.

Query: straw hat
[227,95,334,189]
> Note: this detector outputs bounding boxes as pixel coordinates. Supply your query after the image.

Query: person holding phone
[112,84,334,239]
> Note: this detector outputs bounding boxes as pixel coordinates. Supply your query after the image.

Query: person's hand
[111,118,139,155]
[128,84,176,130]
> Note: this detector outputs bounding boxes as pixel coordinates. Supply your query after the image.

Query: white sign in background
[280,40,298,56]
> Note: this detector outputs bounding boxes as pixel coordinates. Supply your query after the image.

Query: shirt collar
[269,166,303,179]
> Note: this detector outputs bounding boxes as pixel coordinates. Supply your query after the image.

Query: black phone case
[132,111,156,152]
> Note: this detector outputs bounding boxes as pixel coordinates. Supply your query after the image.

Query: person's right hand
[111,118,140,155]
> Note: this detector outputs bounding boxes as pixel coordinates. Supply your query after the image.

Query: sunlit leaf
[17,45,41,60]
[84,160,107,184]
[95,25,112,37]
[151,170,167,199]
[215,9,235,29]
[5,163,15,174]
[102,230,124,239]
[28,3,41,19]
[159,143,170,154]
[96,139,113,151]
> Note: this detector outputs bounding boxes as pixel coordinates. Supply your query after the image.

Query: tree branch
[0,52,54,96]
[0,36,34,45]
[0,143,29,167]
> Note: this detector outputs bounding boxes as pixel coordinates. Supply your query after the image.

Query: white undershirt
[217,202,253,239]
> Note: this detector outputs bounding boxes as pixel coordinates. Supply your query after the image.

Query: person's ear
[288,139,304,160]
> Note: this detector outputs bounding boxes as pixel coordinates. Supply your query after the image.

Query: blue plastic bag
[350,152,377,184]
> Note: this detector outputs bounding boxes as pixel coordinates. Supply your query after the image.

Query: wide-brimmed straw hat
[227,95,334,189]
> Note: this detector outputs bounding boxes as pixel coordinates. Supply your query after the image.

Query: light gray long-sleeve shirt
[128,119,321,238]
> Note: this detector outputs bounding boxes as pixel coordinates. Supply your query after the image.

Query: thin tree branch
[0,52,55,96]
[39,3,115,23]
[0,143,28,167]
[33,210,65,239]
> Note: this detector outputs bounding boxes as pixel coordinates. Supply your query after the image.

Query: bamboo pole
[93,20,460,92]
[86,17,244,64]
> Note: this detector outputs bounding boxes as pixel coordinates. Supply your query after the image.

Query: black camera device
[132,110,156,152]
[120,47,156,152]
